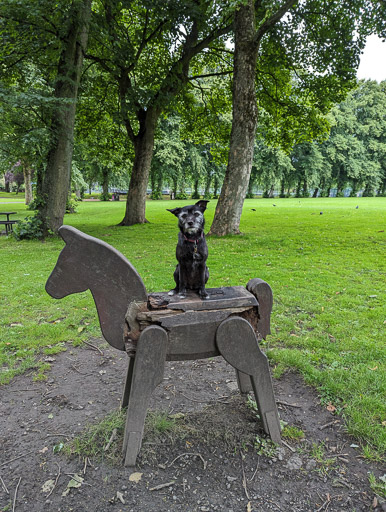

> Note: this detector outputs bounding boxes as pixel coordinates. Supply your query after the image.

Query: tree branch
[189,70,233,80]
[254,0,297,45]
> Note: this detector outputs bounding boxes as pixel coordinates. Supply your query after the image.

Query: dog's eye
[181,213,187,219]
[194,212,200,217]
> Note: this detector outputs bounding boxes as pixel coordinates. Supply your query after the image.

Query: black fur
[167,200,210,300]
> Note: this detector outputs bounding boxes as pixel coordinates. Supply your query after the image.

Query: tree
[150,116,186,199]
[0,0,92,233]
[251,141,294,197]
[86,0,232,226]
[209,0,296,235]
[209,0,386,235]
[319,80,386,196]
[37,0,92,234]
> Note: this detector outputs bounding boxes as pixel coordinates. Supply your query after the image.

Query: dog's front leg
[178,266,187,299]
[198,265,209,300]
[168,265,180,296]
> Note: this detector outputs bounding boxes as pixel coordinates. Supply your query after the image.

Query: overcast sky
[357,35,386,82]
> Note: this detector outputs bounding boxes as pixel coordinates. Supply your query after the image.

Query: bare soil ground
[1,339,384,512]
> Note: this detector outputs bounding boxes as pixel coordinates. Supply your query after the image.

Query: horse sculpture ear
[58,225,81,244]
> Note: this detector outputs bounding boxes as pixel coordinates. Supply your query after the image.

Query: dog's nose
[188,221,194,226]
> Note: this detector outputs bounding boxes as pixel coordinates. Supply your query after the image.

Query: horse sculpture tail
[46,225,148,351]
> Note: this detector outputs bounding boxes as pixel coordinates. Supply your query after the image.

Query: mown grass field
[0,196,385,454]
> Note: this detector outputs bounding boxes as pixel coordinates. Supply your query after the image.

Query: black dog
[167,200,210,300]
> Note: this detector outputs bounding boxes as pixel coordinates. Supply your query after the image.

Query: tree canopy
[1,0,385,238]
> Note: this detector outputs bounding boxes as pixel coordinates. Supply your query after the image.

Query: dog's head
[167,200,209,235]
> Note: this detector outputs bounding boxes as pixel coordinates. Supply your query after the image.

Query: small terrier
[167,200,210,300]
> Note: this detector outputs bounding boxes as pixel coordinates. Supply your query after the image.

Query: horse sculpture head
[46,225,148,351]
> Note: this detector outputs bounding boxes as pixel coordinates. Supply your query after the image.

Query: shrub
[13,215,46,240]
[150,190,163,200]
[66,197,78,213]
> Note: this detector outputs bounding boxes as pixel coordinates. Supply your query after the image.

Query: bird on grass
[272,204,276,207]
[320,212,323,215]
[356,205,359,209]
[251,208,256,211]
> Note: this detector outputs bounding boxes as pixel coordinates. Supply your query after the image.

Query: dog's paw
[168,290,176,296]
[200,292,210,300]
[178,293,187,299]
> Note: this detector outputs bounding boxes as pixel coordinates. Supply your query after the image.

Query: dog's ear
[195,200,209,212]
[167,207,182,217]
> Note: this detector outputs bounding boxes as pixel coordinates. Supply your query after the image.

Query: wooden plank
[148,286,258,312]
[216,317,281,443]
[122,326,168,466]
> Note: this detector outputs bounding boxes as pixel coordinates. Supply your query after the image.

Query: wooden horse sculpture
[46,225,281,466]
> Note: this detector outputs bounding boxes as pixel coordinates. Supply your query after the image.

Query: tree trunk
[295,179,302,197]
[208,0,258,236]
[279,179,286,198]
[312,187,319,198]
[302,179,308,197]
[204,174,211,199]
[101,167,109,200]
[213,176,219,198]
[192,179,200,199]
[172,177,178,198]
[24,166,33,205]
[38,0,91,235]
[120,109,158,225]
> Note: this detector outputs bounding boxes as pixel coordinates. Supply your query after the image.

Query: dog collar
[183,232,203,244]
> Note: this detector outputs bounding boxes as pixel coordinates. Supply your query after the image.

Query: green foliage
[150,190,163,200]
[12,214,45,240]
[254,436,277,458]
[66,197,78,214]
[99,192,112,202]
[175,191,188,200]
[369,473,386,499]
[65,409,125,461]
[281,425,305,441]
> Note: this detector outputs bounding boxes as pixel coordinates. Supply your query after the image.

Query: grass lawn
[0,196,385,454]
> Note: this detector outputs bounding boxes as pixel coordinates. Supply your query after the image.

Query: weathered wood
[46,226,282,467]
[149,286,258,312]
[129,306,255,360]
[46,226,148,351]
[122,326,168,466]
[246,278,273,340]
[216,317,281,443]
[236,370,253,394]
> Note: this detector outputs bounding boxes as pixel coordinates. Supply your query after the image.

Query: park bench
[46,225,281,466]
[0,219,19,235]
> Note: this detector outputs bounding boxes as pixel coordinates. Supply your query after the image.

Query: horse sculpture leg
[235,278,274,395]
[122,326,168,467]
[121,357,135,409]
[216,317,281,444]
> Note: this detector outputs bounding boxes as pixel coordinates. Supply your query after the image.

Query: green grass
[0,192,26,202]
[0,196,385,453]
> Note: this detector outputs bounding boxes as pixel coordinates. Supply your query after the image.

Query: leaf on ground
[77,326,85,333]
[62,475,84,496]
[41,479,55,494]
[326,402,336,412]
[48,413,54,419]
[129,472,143,483]
[247,502,252,511]
[39,446,48,453]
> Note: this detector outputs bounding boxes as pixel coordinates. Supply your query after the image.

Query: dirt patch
[0,339,384,512]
